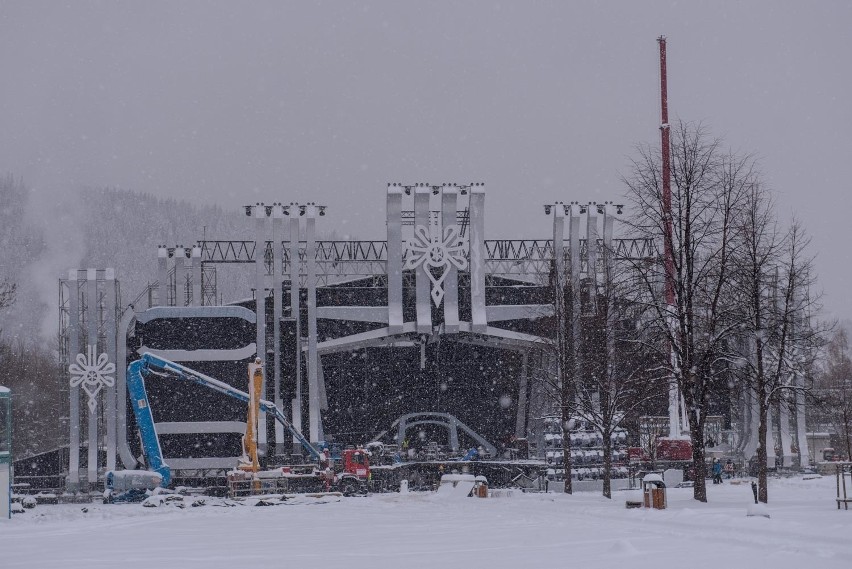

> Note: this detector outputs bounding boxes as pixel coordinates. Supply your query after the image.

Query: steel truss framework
[188,236,654,289]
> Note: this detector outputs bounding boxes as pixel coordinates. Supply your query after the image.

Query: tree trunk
[602,429,612,499]
[757,396,769,503]
[562,420,573,494]
[689,419,708,502]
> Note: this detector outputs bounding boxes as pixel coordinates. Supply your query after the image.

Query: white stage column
[116,307,137,469]
[66,270,80,492]
[795,367,810,467]
[553,203,565,283]
[174,247,186,306]
[289,207,303,448]
[442,184,460,333]
[469,184,487,333]
[568,204,581,409]
[586,204,599,312]
[254,205,268,454]
[306,204,321,443]
[386,185,404,335]
[766,406,776,468]
[105,268,117,472]
[552,203,566,398]
[157,247,168,306]
[191,247,202,306]
[86,268,98,490]
[414,185,432,334]
[742,346,759,459]
[272,205,285,454]
[779,402,794,467]
[602,204,618,416]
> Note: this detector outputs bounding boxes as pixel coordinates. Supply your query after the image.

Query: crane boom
[127,352,322,486]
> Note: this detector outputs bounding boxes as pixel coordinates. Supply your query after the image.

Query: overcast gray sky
[1,1,850,322]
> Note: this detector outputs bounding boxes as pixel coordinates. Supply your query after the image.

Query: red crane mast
[658,36,675,307]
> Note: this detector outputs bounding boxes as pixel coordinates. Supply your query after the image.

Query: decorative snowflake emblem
[69,344,116,412]
[404,222,468,307]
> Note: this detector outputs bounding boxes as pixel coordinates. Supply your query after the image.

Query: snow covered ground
[2,476,850,569]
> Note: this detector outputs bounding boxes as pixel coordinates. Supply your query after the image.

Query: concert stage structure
[54,184,808,491]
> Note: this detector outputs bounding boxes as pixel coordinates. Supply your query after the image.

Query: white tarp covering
[435,473,476,499]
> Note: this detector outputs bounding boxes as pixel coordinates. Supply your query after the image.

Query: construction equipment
[123,353,367,497]
[238,359,264,473]
[103,470,163,504]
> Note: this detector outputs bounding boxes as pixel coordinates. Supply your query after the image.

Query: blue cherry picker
[107,353,369,502]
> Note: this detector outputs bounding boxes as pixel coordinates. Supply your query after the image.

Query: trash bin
[474,475,488,498]
[641,473,667,510]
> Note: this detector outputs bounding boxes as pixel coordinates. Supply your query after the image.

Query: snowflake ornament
[405,222,468,307]
[69,344,116,412]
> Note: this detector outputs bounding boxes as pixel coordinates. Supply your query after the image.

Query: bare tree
[574,247,664,498]
[814,330,852,460]
[624,121,749,502]
[0,280,16,337]
[543,260,577,493]
[0,281,14,308]
[638,416,669,471]
[732,182,822,502]
[0,337,65,458]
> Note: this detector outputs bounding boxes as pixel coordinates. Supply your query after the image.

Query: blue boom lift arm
[127,352,322,486]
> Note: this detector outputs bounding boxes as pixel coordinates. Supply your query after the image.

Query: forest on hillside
[0,174,255,458]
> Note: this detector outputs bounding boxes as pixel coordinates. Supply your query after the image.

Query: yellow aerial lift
[238,359,264,473]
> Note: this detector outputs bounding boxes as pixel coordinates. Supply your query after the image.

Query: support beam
[116,307,138,469]
[552,202,567,407]
[766,406,776,468]
[469,184,487,333]
[586,204,599,310]
[317,306,390,322]
[485,304,553,322]
[779,401,794,467]
[66,271,80,492]
[306,204,321,443]
[568,204,581,413]
[191,247,202,306]
[602,204,618,419]
[272,206,285,455]
[386,185,404,335]
[86,268,98,491]
[105,268,117,472]
[157,247,168,306]
[174,247,187,307]
[254,206,268,454]
[442,184,460,333]
[414,185,432,334]
[795,368,810,467]
[289,208,303,449]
